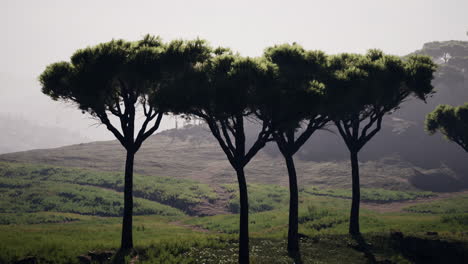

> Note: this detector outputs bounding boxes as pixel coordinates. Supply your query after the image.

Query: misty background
[1,0,467,153]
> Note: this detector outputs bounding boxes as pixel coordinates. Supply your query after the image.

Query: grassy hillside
[0,161,447,217]
[302,187,435,203]
[1,161,468,263]
[0,132,460,193]
[0,162,217,215]
[1,202,468,263]
[0,180,183,217]
[403,194,468,214]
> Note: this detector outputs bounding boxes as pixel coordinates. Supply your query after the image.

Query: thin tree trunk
[349,150,360,235]
[284,153,299,254]
[236,167,249,264]
[121,150,135,250]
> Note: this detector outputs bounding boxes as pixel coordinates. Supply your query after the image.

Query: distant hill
[0,114,90,154]
[1,41,467,192]
[0,124,463,192]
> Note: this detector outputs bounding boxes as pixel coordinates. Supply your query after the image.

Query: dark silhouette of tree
[39,35,209,250]
[256,44,329,255]
[327,50,436,235]
[426,103,468,152]
[163,50,273,264]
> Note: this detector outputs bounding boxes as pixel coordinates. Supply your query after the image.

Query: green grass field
[302,186,435,203]
[0,162,217,215]
[403,194,468,214]
[1,161,468,263]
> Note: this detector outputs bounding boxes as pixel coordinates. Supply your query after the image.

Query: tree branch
[220,119,236,154]
[244,121,271,166]
[134,111,162,151]
[204,116,236,166]
[334,120,353,150]
[359,115,383,149]
[291,116,329,154]
[96,111,126,148]
[274,131,290,156]
[360,112,379,139]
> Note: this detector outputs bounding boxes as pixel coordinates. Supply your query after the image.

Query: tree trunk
[236,167,249,264]
[284,154,299,254]
[349,150,360,235]
[121,150,135,250]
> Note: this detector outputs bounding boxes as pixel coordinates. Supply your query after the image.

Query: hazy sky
[1,0,467,142]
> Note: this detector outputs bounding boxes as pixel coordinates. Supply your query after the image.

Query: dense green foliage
[255,43,328,130]
[425,103,468,152]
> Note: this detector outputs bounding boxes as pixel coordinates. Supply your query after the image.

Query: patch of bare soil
[190,185,233,216]
[362,190,468,213]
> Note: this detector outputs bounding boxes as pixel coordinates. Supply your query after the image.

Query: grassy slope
[302,186,435,203]
[1,207,468,263]
[403,194,468,214]
[0,180,183,217]
[0,162,217,215]
[0,161,436,218]
[0,133,448,191]
[222,183,435,214]
[1,161,468,263]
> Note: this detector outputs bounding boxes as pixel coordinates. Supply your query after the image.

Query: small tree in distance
[39,35,209,251]
[426,103,468,152]
[328,51,436,235]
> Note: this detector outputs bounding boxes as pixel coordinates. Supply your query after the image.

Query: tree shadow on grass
[351,233,378,264]
[109,249,138,264]
[350,232,468,264]
[390,232,468,264]
[288,250,303,264]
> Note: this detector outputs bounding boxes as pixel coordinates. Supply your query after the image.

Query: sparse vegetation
[302,187,434,203]
[404,194,468,214]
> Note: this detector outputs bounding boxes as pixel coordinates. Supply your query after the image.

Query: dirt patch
[190,185,233,216]
[362,190,468,213]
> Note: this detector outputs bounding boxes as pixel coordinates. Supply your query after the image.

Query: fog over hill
[0,72,177,153]
[0,114,90,154]
[1,41,467,192]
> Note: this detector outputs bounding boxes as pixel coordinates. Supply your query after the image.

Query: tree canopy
[254,43,330,254]
[326,50,436,235]
[40,36,209,151]
[256,43,328,133]
[39,35,438,259]
[328,50,436,152]
[426,103,468,152]
[39,35,211,250]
